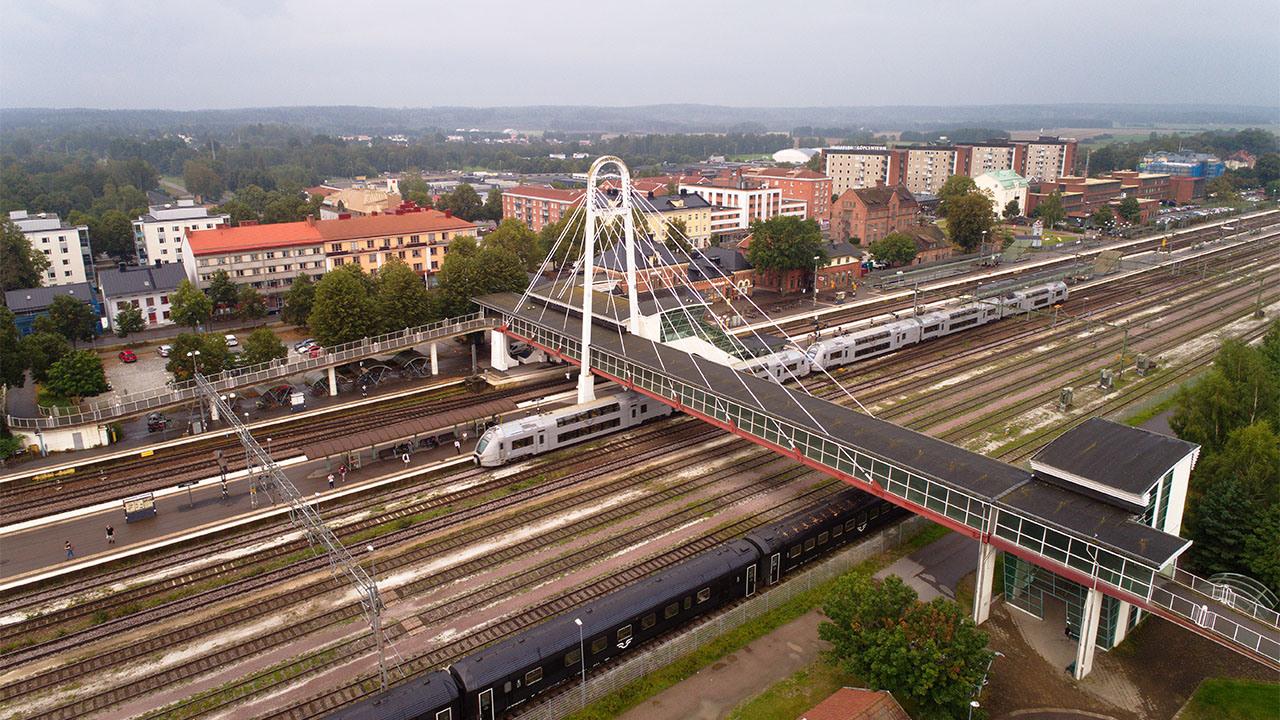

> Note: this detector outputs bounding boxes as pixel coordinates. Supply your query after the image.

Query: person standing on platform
[65,541,74,560]
[453,439,462,455]
[106,525,115,545]
[327,473,335,490]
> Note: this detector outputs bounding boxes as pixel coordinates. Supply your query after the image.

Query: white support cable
[628,220,832,436]
[516,200,586,316]
[630,189,876,416]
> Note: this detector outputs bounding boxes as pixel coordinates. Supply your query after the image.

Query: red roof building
[501,185,587,232]
[799,688,911,720]
[828,184,920,245]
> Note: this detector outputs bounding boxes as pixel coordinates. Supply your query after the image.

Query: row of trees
[0,302,109,402]
[937,176,996,252]
[1170,322,1280,593]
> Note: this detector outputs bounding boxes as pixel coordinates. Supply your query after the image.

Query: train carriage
[325,670,460,720]
[473,392,672,467]
[448,540,760,719]
[734,348,813,382]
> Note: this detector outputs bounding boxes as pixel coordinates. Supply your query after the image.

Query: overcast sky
[2,0,1277,110]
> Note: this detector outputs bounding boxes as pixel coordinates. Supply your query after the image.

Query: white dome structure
[772,148,819,165]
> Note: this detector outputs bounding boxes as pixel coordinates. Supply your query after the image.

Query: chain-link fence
[517,515,929,720]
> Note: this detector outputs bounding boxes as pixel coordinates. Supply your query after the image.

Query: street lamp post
[574,617,586,707]
[812,255,821,309]
[968,650,1005,720]
[187,350,203,430]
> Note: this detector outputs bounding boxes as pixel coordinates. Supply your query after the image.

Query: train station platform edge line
[0,456,310,537]
[0,454,474,593]
[0,375,468,484]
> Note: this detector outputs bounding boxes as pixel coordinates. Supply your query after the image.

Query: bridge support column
[430,342,439,376]
[1111,600,1132,645]
[576,371,595,404]
[973,541,997,625]
[1073,587,1103,680]
[327,366,338,397]
[490,330,512,372]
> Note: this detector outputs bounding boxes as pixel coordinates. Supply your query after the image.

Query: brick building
[828,184,920,245]
[738,166,833,219]
[1026,175,1162,225]
[501,185,586,232]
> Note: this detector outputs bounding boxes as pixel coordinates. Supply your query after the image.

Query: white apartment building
[98,262,188,330]
[8,210,94,287]
[680,181,782,234]
[133,199,229,267]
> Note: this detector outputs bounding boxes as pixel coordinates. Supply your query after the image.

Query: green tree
[938,174,978,217]
[1171,335,1280,453]
[805,153,823,172]
[234,285,267,323]
[1089,205,1115,230]
[480,187,504,222]
[868,232,918,266]
[664,217,694,255]
[205,270,239,315]
[282,273,316,327]
[164,332,232,380]
[820,574,992,718]
[1,218,49,290]
[484,218,542,271]
[183,160,224,202]
[21,331,71,383]
[1031,191,1066,229]
[1242,503,1280,592]
[945,192,995,253]
[440,183,483,221]
[1206,176,1239,202]
[1117,196,1142,225]
[745,216,826,273]
[1256,153,1280,186]
[240,327,287,366]
[45,349,109,400]
[0,307,25,388]
[45,294,99,345]
[1003,198,1021,220]
[114,305,146,337]
[94,209,136,259]
[374,256,434,331]
[435,241,528,318]
[308,264,378,345]
[169,279,214,329]
[262,192,311,224]
[399,175,434,208]
[538,210,587,266]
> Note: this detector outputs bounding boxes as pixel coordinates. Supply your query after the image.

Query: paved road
[875,530,976,601]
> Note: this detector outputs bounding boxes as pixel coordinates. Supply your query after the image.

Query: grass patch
[564,521,946,720]
[1179,678,1280,720]
[36,386,75,408]
[727,662,849,720]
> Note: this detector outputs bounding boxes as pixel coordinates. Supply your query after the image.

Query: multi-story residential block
[680,178,782,234]
[132,200,229,267]
[955,141,1020,178]
[1020,136,1077,182]
[901,147,958,197]
[639,190,714,249]
[828,184,920,245]
[975,170,1030,216]
[501,185,586,232]
[1138,152,1225,178]
[182,220,326,310]
[319,208,477,281]
[318,187,405,219]
[823,146,903,195]
[98,262,187,330]
[8,210,94,287]
[737,167,833,219]
[4,283,103,336]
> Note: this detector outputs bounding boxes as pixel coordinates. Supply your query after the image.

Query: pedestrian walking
[220,479,229,500]
[106,525,115,545]
[453,439,462,455]
[402,452,411,466]
[65,541,74,560]
[339,464,347,483]
[327,473,335,490]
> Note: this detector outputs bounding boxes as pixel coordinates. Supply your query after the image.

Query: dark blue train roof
[743,488,879,556]
[324,670,458,720]
[450,539,759,691]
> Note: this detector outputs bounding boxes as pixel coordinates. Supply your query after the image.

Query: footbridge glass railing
[7,313,494,430]
[501,312,1280,665]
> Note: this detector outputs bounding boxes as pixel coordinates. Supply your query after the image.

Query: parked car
[294,338,318,355]
[146,412,169,433]
[157,344,172,357]
[224,334,239,347]
[118,349,137,363]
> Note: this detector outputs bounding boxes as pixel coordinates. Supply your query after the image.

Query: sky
[1,0,1277,110]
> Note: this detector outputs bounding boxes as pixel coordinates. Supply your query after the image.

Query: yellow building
[641,191,713,249]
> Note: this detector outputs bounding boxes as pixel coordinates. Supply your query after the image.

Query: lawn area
[35,385,75,409]
[727,662,848,720]
[1179,678,1280,720]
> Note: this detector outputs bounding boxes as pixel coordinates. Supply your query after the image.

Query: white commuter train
[474,391,674,467]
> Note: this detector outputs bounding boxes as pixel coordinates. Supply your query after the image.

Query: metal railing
[1148,577,1280,665]
[1165,566,1280,631]
[6,313,495,430]
[516,516,928,720]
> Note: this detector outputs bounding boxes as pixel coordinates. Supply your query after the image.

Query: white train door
[478,688,495,720]
[745,564,757,596]
[768,553,781,584]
